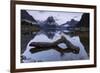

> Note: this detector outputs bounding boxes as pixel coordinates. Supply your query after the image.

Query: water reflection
[21,11,89,62]
[22,31,89,63]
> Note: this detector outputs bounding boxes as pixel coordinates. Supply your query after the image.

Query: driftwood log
[29,36,80,56]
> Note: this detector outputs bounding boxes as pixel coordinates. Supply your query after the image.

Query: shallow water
[22,32,89,63]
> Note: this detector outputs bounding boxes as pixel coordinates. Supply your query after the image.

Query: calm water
[21,31,89,63]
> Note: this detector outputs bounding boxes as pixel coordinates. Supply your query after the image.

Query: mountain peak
[76,13,89,27]
[67,19,78,25]
[21,10,37,22]
[61,19,78,27]
[42,16,58,27]
[46,16,55,23]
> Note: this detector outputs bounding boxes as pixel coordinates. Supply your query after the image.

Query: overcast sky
[27,10,83,25]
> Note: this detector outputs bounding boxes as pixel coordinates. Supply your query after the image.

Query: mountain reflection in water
[21,11,89,63]
[22,31,89,63]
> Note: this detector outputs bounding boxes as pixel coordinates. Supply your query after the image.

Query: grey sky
[27,10,83,25]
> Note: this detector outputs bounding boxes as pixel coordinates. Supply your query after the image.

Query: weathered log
[29,36,80,56]
[30,47,79,56]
